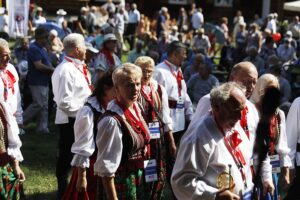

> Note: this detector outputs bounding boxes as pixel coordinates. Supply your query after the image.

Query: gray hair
[63,33,85,55]
[0,38,9,50]
[112,63,142,86]
[210,82,244,109]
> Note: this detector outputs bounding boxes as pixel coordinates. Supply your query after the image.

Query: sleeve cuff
[71,154,90,168]
[7,147,23,162]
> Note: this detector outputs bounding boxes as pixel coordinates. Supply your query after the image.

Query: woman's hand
[76,167,87,192]
[12,163,26,182]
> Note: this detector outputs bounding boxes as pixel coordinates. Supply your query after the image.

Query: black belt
[297,143,300,152]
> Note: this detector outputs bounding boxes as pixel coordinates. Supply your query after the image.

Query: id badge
[176,96,184,112]
[144,159,158,182]
[270,154,281,173]
[149,122,160,139]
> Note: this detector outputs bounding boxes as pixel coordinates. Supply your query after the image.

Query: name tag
[243,190,252,200]
[149,122,160,139]
[176,96,184,112]
[270,154,281,173]
[144,159,158,182]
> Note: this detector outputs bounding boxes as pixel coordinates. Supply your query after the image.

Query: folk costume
[62,96,105,200]
[138,79,172,199]
[0,102,23,200]
[94,100,151,199]
[52,55,92,199]
[171,112,254,200]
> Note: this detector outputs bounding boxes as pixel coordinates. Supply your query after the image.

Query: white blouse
[71,96,105,168]
[2,101,23,161]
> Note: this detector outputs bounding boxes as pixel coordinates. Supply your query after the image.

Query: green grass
[20,121,58,200]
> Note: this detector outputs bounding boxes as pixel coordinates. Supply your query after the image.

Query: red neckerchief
[64,57,93,92]
[100,47,115,67]
[240,106,250,139]
[141,84,156,120]
[116,100,150,143]
[164,60,183,96]
[269,113,281,155]
[0,70,16,101]
[215,116,247,188]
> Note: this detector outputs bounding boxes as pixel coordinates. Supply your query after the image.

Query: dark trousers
[125,23,138,50]
[55,117,75,200]
[165,130,184,200]
[284,167,300,200]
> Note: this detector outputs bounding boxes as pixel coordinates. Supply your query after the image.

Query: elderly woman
[134,56,176,199]
[62,72,115,200]
[94,63,151,199]
[0,101,25,199]
[250,74,291,200]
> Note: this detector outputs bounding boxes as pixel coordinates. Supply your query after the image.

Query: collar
[64,56,84,66]
[165,59,179,71]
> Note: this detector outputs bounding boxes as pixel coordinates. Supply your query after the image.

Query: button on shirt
[52,56,92,124]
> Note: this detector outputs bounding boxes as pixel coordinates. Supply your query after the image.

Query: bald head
[229,62,258,98]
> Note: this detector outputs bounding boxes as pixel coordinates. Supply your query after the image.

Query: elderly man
[172,82,255,199]
[52,33,92,199]
[188,61,274,197]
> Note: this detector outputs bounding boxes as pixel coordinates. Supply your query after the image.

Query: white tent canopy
[284,1,300,12]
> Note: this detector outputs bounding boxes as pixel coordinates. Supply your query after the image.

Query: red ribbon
[64,57,93,92]
[0,70,16,101]
[164,60,183,96]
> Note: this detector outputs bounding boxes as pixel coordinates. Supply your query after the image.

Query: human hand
[168,142,177,157]
[12,164,25,182]
[76,175,87,192]
[263,180,274,196]
[216,186,240,200]
[279,167,290,189]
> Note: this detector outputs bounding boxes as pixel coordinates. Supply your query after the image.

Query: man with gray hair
[52,33,92,199]
[172,82,254,199]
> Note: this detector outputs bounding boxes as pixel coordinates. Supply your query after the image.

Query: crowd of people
[0,0,300,200]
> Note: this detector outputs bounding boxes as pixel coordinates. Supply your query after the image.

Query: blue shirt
[27,41,51,86]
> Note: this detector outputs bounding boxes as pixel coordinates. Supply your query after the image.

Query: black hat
[35,27,49,39]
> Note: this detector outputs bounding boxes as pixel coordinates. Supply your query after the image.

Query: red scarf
[0,70,16,101]
[116,100,150,143]
[100,47,115,67]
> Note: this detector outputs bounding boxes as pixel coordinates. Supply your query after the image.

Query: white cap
[56,9,67,16]
[85,42,99,54]
[103,33,117,42]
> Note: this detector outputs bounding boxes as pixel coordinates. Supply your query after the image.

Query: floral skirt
[0,164,23,200]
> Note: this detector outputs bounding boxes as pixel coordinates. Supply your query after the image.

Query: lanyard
[116,100,151,157]
[216,117,247,189]
[64,57,93,92]
[224,131,247,188]
[0,70,16,101]
[141,85,156,120]
[164,60,183,96]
